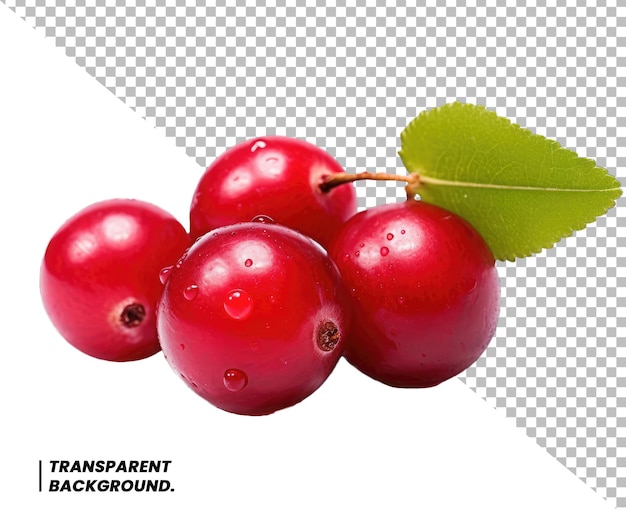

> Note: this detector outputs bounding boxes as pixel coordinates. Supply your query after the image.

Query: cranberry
[328,199,500,388]
[40,199,190,362]
[157,221,350,415]
[189,136,357,248]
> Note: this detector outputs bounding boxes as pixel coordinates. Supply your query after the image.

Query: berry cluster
[40,136,500,416]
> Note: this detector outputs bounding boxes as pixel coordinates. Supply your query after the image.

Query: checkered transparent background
[6,0,625,507]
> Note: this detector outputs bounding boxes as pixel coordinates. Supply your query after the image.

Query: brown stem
[319,171,422,199]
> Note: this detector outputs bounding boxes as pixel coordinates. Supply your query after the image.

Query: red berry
[157,222,350,415]
[40,199,190,362]
[189,136,357,248]
[328,199,500,388]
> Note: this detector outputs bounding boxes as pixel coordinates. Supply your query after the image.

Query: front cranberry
[157,221,350,415]
[40,199,190,362]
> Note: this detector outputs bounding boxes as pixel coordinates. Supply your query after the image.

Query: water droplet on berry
[175,252,187,269]
[355,251,360,257]
[223,369,248,392]
[380,247,389,256]
[183,284,199,300]
[159,266,173,284]
[179,343,185,351]
[250,140,266,152]
[251,214,275,224]
[386,233,394,240]
[244,258,253,267]
[224,289,254,320]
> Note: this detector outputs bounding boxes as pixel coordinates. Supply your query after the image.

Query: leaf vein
[418,174,622,193]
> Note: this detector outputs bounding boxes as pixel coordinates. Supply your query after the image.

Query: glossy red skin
[157,222,350,416]
[189,136,357,248]
[40,199,190,362]
[328,199,500,388]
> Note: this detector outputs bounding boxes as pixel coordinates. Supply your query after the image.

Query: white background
[0,5,621,516]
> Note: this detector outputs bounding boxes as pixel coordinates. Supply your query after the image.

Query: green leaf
[398,102,622,261]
